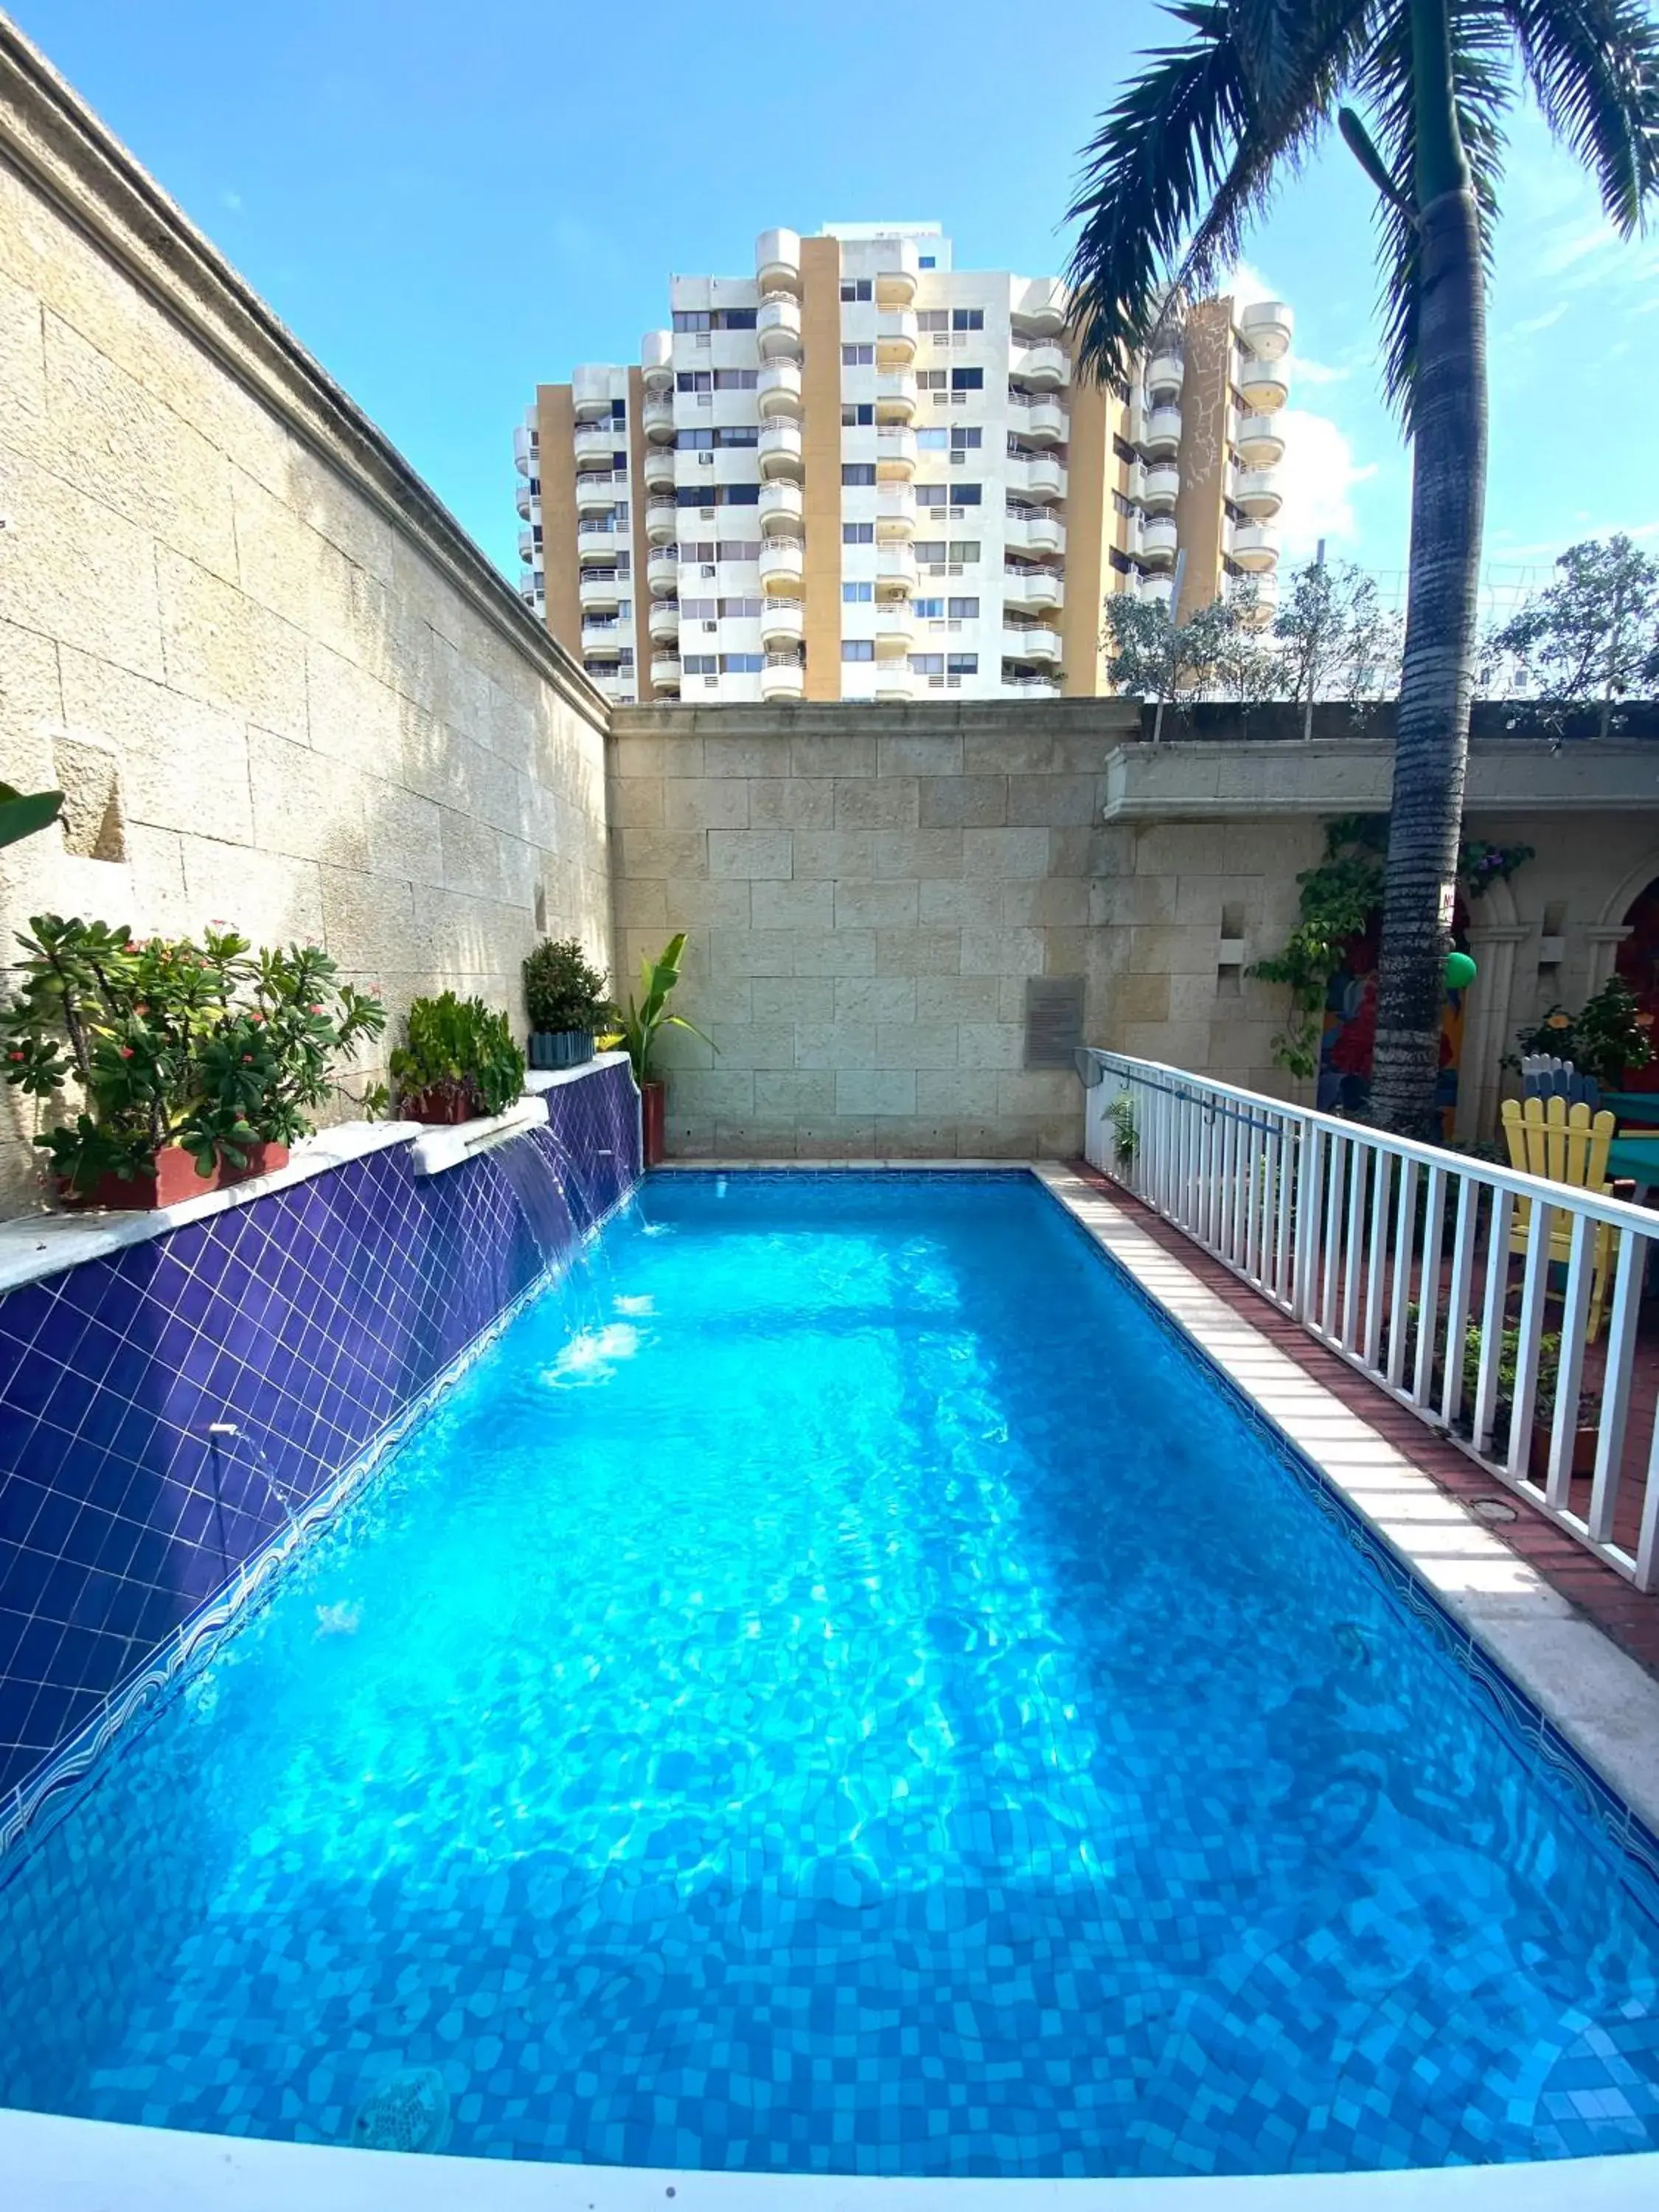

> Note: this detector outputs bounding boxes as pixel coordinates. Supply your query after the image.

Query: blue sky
[17,0,1658,605]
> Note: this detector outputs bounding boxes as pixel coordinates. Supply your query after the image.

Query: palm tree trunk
[1369,0,1487,1137]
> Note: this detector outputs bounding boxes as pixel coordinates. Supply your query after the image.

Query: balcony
[758,296,802,360]
[646,496,680,546]
[1004,672,1062,698]
[1015,395,1068,445]
[1008,453,1066,502]
[580,617,627,656]
[1002,625,1061,664]
[1231,519,1280,571]
[512,423,537,476]
[1141,515,1180,566]
[1012,341,1067,389]
[874,484,917,540]
[572,421,620,468]
[760,655,807,701]
[874,245,919,307]
[1143,406,1183,458]
[758,537,805,594]
[643,394,675,441]
[1145,345,1185,397]
[876,544,919,598]
[874,371,917,424]
[641,329,674,389]
[875,310,919,366]
[874,426,917,480]
[1235,412,1286,467]
[642,443,676,490]
[517,574,541,607]
[647,598,680,643]
[647,547,680,596]
[517,526,539,564]
[515,481,536,521]
[576,519,620,563]
[757,419,804,481]
[1239,355,1290,411]
[759,599,804,651]
[757,361,803,418]
[874,666,916,702]
[1140,572,1175,608]
[1004,509,1065,557]
[1233,467,1282,518]
[874,606,915,658]
[759,481,804,535]
[1239,297,1294,361]
[650,653,682,692]
[1141,463,1180,512]
[574,471,621,515]
[571,366,614,421]
[756,226,802,296]
[1012,277,1068,336]
[580,570,623,612]
[1004,568,1065,615]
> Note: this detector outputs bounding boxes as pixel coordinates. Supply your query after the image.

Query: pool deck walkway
[1066,1158,1659,1680]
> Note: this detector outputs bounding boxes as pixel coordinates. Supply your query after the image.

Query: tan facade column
[626,366,654,700]
[1061,379,1112,695]
[535,383,581,656]
[1460,923,1528,1141]
[799,236,843,701]
[1171,299,1231,621]
[1586,924,1634,995]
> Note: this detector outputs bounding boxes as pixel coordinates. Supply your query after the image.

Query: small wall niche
[52,737,126,862]
[1217,902,1248,995]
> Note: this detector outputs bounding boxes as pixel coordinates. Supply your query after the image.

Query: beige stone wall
[0,29,611,1206]
[608,702,1139,1158]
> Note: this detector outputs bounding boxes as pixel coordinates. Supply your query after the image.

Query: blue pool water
[3,1171,1659,2177]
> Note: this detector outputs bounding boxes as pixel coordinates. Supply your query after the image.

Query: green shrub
[389,992,524,1119]
[0,914,386,1193]
[523,937,612,1034]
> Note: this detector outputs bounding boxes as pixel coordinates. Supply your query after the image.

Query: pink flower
[241,1053,254,1064]
[248,1012,264,1025]
[7,1051,24,1063]
[124,941,140,955]
[119,1046,133,1060]
[307,1004,323,1015]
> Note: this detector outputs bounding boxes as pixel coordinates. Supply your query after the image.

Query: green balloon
[1445,950,1478,990]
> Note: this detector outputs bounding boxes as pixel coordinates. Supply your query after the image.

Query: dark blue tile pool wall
[0,1064,640,1801]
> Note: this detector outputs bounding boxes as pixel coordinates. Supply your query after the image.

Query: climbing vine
[1251,815,1533,1079]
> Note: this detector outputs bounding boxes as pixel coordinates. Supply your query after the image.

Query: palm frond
[1503,0,1659,231]
[1353,0,1514,420]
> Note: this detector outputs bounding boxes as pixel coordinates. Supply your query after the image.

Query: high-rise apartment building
[513,223,1293,705]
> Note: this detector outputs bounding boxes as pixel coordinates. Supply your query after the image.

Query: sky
[15,0,1658,608]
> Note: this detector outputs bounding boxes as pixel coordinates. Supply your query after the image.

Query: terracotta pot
[60,1144,220,1211]
[401,1082,476,1126]
[218,1141,291,1188]
[641,1079,667,1168]
[1528,1418,1599,1484]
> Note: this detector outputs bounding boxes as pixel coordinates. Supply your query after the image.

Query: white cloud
[1290,355,1352,387]
[1273,408,1379,562]
[1509,302,1568,337]
[1222,259,1279,307]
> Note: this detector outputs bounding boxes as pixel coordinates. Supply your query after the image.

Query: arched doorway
[1315,894,1471,1135]
[1615,875,1659,1094]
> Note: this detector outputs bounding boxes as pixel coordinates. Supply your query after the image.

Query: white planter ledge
[408,1094,548,1178]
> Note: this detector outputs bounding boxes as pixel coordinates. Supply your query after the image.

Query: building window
[950,426,982,451]
[842,639,876,661]
[951,366,984,392]
[1113,435,1137,464]
[843,582,874,603]
[950,540,981,563]
[840,279,873,302]
[717,425,759,447]
[917,485,947,508]
[673,311,711,333]
[842,463,877,486]
[714,369,759,390]
[677,371,712,393]
[952,484,982,505]
[916,370,948,393]
[947,653,978,675]
[917,310,948,334]
[914,598,944,619]
[610,399,626,420]
[681,599,717,619]
[1108,547,1133,574]
[722,308,758,330]
[952,307,984,332]
[725,484,760,504]
[615,553,631,575]
[843,522,874,544]
[917,428,949,451]
[842,403,874,426]
[948,597,979,619]
[717,540,759,560]
[719,597,762,618]
[678,429,714,451]
[673,308,757,332]
[720,652,764,672]
[919,254,936,270]
[682,654,717,675]
[910,653,945,674]
[841,344,874,366]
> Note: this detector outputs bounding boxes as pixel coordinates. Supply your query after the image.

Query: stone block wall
[0,30,611,1206]
[608,703,1140,1158]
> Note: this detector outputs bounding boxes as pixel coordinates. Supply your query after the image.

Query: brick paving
[1068,1160,1659,1680]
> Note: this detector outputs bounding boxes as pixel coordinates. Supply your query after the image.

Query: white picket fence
[1081,1048,1659,1590]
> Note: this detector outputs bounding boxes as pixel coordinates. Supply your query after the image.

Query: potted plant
[389,993,524,1125]
[1512,976,1655,1089]
[522,937,612,1071]
[0,915,386,1208]
[600,932,710,1167]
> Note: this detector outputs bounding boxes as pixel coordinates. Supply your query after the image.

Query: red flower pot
[641,1079,667,1168]
[401,1083,476,1126]
[218,1141,291,1188]
[60,1144,220,1211]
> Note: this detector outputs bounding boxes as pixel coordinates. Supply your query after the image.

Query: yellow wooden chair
[1499,1095,1616,1338]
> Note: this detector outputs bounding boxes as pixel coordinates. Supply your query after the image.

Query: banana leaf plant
[599,932,712,1084]
[0,784,63,849]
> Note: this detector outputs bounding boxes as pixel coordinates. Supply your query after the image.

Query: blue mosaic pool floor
[3,1174,1659,2176]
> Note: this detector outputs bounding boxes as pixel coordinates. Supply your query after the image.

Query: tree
[1102,583,1281,730]
[1065,0,1659,1134]
[1486,534,1659,735]
[1273,558,1403,723]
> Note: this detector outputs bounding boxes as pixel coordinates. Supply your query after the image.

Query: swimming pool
[2,1169,1658,2178]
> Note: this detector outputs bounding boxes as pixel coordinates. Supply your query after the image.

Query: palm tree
[1066,0,1658,1134]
